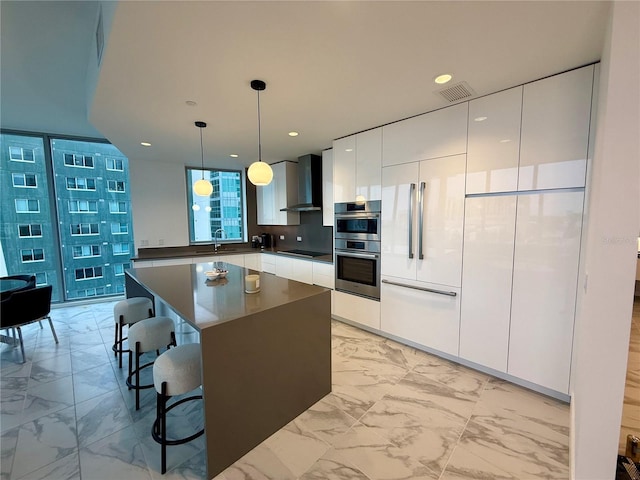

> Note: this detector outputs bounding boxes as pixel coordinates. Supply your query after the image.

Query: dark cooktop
[278,249,329,258]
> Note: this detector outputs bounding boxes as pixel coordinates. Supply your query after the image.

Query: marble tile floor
[1,299,571,480]
[619,298,640,454]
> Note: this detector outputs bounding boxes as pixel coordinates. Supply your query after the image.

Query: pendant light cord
[257,89,262,163]
[199,126,205,180]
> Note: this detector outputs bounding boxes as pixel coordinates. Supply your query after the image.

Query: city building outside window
[1,133,134,302]
[186,168,246,243]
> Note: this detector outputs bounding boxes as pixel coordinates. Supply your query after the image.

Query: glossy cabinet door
[467,86,522,194]
[333,135,356,203]
[381,162,420,280]
[256,177,276,225]
[322,149,334,227]
[382,102,468,167]
[507,190,584,394]
[312,262,334,289]
[355,127,382,202]
[333,290,380,330]
[380,278,460,356]
[291,258,313,285]
[244,253,262,272]
[416,154,466,287]
[459,195,517,372]
[275,254,293,279]
[256,162,300,225]
[519,65,594,190]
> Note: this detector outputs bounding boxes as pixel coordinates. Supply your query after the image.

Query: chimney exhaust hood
[280,154,323,212]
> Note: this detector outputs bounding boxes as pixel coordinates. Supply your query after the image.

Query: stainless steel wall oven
[334,201,381,300]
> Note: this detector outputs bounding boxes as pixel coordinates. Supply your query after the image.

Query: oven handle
[335,250,379,259]
[418,181,425,260]
[335,213,380,219]
[381,279,457,297]
[408,183,415,259]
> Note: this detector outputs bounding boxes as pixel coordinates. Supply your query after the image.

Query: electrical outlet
[140,239,149,246]
[158,238,165,245]
[279,235,285,240]
[297,236,302,242]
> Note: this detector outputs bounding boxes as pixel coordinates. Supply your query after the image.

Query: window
[75,266,103,280]
[69,200,98,213]
[111,222,128,234]
[186,168,245,243]
[12,173,37,187]
[21,248,45,262]
[35,272,47,286]
[9,146,35,162]
[113,243,130,255]
[107,180,125,192]
[70,223,99,236]
[106,158,124,171]
[66,177,96,190]
[63,153,94,168]
[109,201,127,213]
[15,199,40,213]
[18,224,42,237]
[72,245,101,258]
[114,263,130,276]
[74,287,106,298]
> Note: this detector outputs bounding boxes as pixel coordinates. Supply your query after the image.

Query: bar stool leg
[161,382,167,474]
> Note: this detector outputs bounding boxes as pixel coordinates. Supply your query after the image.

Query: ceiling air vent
[436,81,475,102]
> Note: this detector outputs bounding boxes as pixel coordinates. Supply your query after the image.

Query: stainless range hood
[280,154,323,212]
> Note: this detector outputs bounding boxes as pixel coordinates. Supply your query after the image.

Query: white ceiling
[2,1,610,169]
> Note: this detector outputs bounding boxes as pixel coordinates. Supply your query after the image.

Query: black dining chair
[0,285,58,363]
[0,275,36,301]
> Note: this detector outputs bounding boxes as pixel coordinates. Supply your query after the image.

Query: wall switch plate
[279,235,285,240]
[297,236,302,242]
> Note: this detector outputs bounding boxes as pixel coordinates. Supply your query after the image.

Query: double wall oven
[334,200,381,300]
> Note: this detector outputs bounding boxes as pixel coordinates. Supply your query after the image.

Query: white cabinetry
[322,149,334,227]
[332,128,382,203]
[333,290,380,330]
[519,65,594,191]
[459,196,517,372]
[261,253,276,274]
[257,161,300,225]
[152,258,192,267]
[507,191,584,393]
[381,278,460,356]
[244,253,261,272]
[275,255,313,284]
[382,103,468,167]
[312,262,334,289]
[381,154,465,287]
[467,87,522,194]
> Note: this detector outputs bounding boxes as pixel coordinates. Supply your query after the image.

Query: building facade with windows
[0,133,134,302]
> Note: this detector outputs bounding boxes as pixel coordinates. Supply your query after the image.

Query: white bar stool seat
[152,343,204,474]
[113,297,153,368]
[126,316,176,410]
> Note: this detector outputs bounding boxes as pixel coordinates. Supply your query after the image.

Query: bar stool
[151,343,204,474]
[126,316,176,410]
[113,297,153,368]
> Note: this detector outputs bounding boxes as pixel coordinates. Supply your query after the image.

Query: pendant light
[193,121,213,196]
[247,80,273,186]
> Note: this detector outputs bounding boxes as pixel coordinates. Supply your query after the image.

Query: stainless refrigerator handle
[408,183,415,259]
[418,181,425,260]
[381,279,457,297]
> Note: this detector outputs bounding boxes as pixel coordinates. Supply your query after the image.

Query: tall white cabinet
[333,128,382,203]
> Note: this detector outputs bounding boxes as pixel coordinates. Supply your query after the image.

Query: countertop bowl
[216,270,228,278]
[205,270,220,279]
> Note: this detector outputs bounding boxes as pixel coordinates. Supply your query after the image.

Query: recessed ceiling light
[288,131,299,137]
[230,154,238,158]
[474,116,488,122]
[345,148,353,152]
[499,139,512,143]
[185,100,197,106]
[140,142,151,147]
[434,74,453,85]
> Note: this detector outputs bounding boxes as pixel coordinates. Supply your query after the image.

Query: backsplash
[256,211,332,253]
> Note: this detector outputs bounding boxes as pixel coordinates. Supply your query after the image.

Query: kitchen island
[125,262,331,479]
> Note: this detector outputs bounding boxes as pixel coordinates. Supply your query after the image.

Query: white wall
[129,157,190,250]
[571,2,640,479]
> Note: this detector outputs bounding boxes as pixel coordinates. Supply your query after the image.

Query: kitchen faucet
[214,228,226,253]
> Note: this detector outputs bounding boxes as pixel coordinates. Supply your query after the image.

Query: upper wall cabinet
[322,149,334,227]
[333,128,382,203]
[518,64,594,191]
[256,161,300,226]
[466,87,523,194]
[382,102,468,167]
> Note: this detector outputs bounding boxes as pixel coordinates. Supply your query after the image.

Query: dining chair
[0,285,58,363]
[0,274,36,301]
